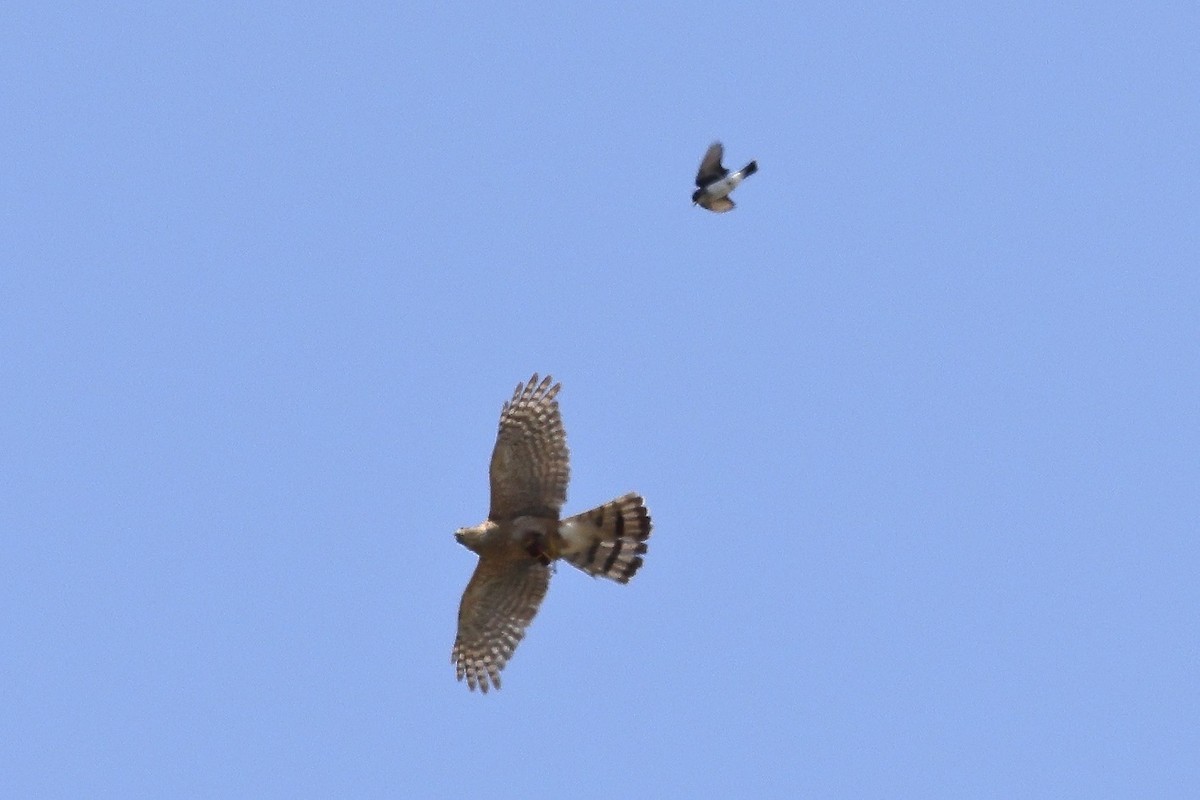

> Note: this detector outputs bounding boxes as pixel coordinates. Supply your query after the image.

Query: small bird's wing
[695,141,728,187]
[700,195,736,213]
[452,555,551,693]
[488,374,570,521]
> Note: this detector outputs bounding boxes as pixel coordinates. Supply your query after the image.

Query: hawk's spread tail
[559,494,651,583]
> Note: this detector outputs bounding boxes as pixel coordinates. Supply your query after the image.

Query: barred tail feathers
[559,494,651,583]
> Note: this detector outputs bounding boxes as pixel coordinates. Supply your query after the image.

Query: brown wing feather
[488,374,569,521]
[451,555,551,693]
[700,196,736,213]
[695,141,728,186]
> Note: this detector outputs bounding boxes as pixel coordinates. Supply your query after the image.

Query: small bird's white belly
[705,174,743,198]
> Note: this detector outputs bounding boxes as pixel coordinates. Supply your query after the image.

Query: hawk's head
[454,521,495,554]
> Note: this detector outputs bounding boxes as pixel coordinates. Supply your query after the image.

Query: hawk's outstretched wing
[488,374,570,521]
[452,555,551,693]
[695,141,728,187]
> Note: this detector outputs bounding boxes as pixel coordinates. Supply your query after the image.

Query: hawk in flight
[692,141,758,212]
[451,374,652,693]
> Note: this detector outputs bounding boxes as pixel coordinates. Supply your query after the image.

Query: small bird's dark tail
[741,160,758,177]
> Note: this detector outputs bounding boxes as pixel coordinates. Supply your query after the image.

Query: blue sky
[3,2,1197,797]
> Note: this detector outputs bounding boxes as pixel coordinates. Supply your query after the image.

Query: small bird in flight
[692,141,758,213]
